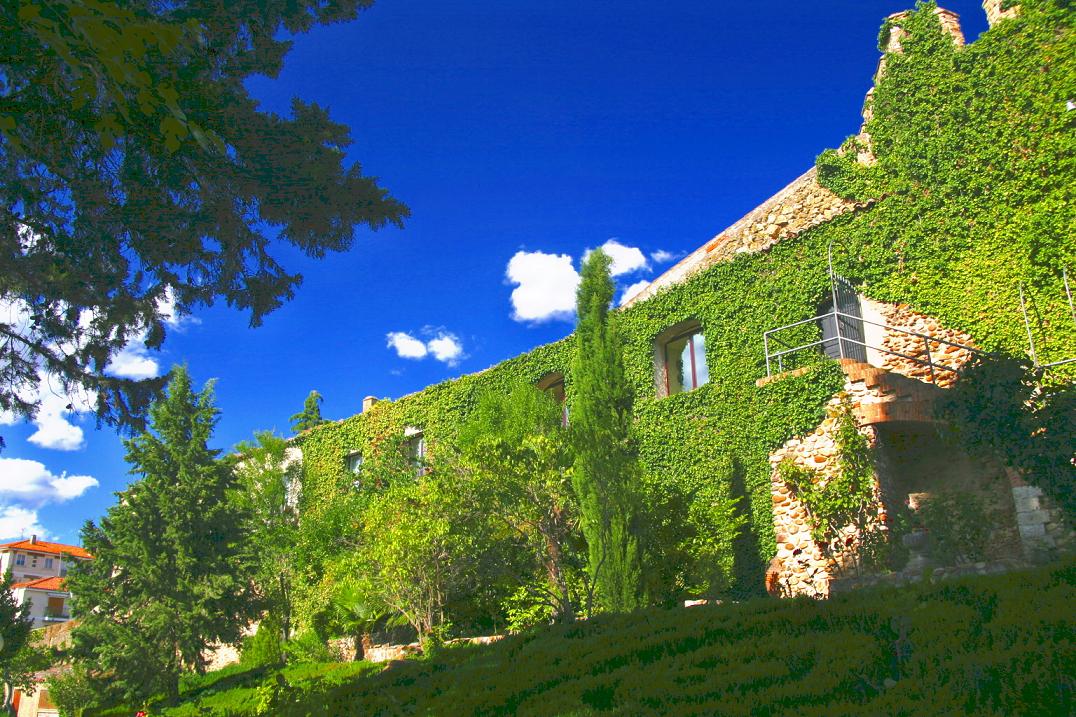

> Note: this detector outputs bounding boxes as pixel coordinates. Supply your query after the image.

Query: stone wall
[329,634,504,664]
[867,299,977,388]
[767,392,884,599]
[1011,481,1074,560]
[983,0,1020,26]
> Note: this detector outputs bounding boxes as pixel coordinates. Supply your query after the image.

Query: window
[656,321,709,396]
[15,554,24,566]
[405,428,427,476]
[45,596,66,619]
[537,372,569,426]
[44,558,53,569]
[345,451,364,488]
[30,556,37,568]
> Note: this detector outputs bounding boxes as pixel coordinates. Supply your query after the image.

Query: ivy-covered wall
[295,0,1074,620]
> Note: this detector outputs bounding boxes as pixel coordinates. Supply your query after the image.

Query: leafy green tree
[339,443,498,649]
[457,381,582,622]
[0,571,43,713]
[0,0,407,436]
[570,250,647,612]
[66,366,256,705]
[290,391,327,434]
[232,432,301,648]
[47,664,98,717]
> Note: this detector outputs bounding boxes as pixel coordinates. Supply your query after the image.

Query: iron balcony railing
[763,309,982,383]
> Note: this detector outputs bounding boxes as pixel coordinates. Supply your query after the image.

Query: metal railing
[1019,267,1076,371]
[763,309,982,383]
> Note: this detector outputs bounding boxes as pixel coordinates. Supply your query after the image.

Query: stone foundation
[767,395,884,599]
[1011,482,1074,559]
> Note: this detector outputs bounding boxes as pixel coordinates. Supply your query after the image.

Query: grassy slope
[107,560,1073,717]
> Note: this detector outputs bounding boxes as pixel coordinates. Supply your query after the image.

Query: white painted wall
[12,587,70,628]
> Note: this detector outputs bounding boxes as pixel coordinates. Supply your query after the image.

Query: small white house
[10,577,70,628]
[0,536,91,627]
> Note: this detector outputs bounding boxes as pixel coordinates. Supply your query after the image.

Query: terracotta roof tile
[11,576,65,591]
[0,539,91,559]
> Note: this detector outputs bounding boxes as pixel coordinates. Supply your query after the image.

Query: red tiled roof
[0,539,91,559]
[11,576,65,591]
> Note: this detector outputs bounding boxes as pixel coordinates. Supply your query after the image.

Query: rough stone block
[1013,495,1040,512]
[1018,523,1047,539]
[1017,509,1050,525]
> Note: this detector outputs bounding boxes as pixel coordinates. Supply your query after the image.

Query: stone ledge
[756,365,816,388]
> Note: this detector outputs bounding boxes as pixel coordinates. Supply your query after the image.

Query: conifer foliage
[67,366,255,705]
[290,390,327,433]
[570,250,647,612]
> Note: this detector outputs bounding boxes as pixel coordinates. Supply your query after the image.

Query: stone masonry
[766,394,883,599]
[867,300,978,389]
[983,0,1021,26]
[1010,481,1074,559]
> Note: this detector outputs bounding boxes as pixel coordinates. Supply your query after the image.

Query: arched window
[655,320,709,397]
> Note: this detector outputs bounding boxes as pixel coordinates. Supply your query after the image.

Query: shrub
[240,618,284,668]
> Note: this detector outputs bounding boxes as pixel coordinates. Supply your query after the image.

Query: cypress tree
[67,367,255,705]
[290,390,327,433]
[570,250,647,612]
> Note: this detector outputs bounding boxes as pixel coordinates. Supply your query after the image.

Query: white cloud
[3,287,194,448]
[27,392,85,451]
[595,240,649,277]
[650,249,682,264]
[0,457,98,507]
[3,374,96,452]
[106,341,161,380]
[386,330,466,366]
[157,286,198,330]
[507,250,580,322]
[427,333,464,365]
[619,280,652,306]
[386,332,429,359]
[104,287,196,381]
[0,506,47,542]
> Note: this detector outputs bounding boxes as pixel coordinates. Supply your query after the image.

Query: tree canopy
[0,0,407,436]
[290,390,327,433]
[67,366,256,704]
[0,571,46,713]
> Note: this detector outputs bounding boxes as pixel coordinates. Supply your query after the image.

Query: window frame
[654,320,709,398]
[345,451,363,475]
[404,428,427,476]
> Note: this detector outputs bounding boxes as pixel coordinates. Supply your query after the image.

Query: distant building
[0,536,92,627]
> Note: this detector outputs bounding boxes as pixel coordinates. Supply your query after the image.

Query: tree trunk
[544,535,574,622]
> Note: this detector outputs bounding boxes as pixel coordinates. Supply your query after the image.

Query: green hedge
[112,560,1074,716]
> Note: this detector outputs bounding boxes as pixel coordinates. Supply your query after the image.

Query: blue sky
[0,1,990,544]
